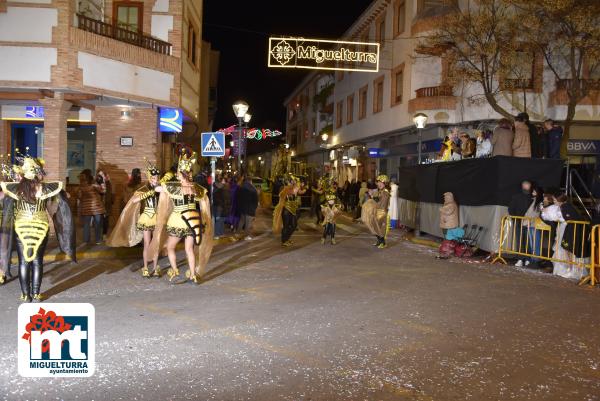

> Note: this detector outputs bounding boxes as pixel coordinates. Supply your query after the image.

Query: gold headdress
[177,151,197,174]
[376,174,389,184]
[144,157,160,179]
[325,193,337,201]
[14,147,45,180]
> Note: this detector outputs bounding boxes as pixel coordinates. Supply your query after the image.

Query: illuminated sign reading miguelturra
[268,37,380,72]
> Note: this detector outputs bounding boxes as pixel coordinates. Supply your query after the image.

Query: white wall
[0,46,56,81]
[78,52,174,102]
[0,7,57,43]
[151,15,173,42]
[152,0,169,12]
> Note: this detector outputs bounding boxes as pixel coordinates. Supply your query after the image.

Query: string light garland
[245,128,283,140]
[217,127,283,140]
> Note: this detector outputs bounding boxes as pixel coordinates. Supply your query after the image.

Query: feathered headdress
[177,151,197,174]
[14,147,45,180]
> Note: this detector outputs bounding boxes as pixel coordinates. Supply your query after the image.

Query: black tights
[17,235,47,296]
[282,209,297,243]
[323,223,336,239]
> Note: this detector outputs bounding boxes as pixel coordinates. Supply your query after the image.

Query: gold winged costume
[0,153,76,301]
[273,175,300,246]
[361,174,391,248]
[106,183,160,247]
[148,151,213,281]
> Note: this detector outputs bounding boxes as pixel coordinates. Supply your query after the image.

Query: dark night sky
[202,0,373,152]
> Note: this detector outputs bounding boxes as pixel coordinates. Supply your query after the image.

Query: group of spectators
[438,112,564,162]
[211,173,258,240]
[508,179,591,280]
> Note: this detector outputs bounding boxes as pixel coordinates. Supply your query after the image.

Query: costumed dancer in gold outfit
[106,159,163,277]
[321,193,341,245]
[361,174,391,249]
[0,150,75,301]
[273,174,300,247]
[149,151,213,283]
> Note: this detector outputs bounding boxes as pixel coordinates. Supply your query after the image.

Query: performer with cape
[361,174,391,249]
[321,193,342,245]
[0,149,75,301]
[273,174,300,247]
[106,159,163,277]
[148,151,213,283]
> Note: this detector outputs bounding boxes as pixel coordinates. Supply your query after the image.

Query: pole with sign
[201,132,226,216]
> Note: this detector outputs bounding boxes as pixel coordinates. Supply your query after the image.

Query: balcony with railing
[76,13,172,55]
[415,85,453,98]
[409,85,457,113]
[69,13,179,77]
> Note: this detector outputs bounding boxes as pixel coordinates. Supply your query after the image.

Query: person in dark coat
[556,193,590,259]
[236,175,259,240]
[508,180,533,265]
[544,119,563,159]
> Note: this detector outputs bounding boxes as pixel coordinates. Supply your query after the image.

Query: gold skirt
[136,211,156,232]
[166,211,193,238]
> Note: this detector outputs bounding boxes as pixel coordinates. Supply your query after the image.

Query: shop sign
[268,37,379,72]
[159,108,183,133]
[25,106,44,119]
[567,139,600,155]
[368,148,388,158]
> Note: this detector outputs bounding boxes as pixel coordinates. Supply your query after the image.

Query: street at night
[2,0,600,399]
[1,211,599,400]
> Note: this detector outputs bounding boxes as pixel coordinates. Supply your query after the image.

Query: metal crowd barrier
[492,215,598,286]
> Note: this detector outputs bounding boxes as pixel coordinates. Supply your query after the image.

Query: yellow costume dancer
[0,150,75,301]
[149,151,213,283]
[321,193,341,245]
[273,175,300,247]
[107,159,163,277]
[361,174,391,249]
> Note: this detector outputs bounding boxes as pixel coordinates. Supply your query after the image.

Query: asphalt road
[1,210,599,401]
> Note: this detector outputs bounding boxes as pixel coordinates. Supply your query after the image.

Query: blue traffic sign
[201,132,225,157]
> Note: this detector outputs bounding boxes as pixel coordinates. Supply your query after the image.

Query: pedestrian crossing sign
[201,132,225,157]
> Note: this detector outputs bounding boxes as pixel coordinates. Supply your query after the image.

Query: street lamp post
[243,113,252,171]
[321,132,329,176]
[413,113,428,164]
[412,112,428,238]
[232,100,249,173]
